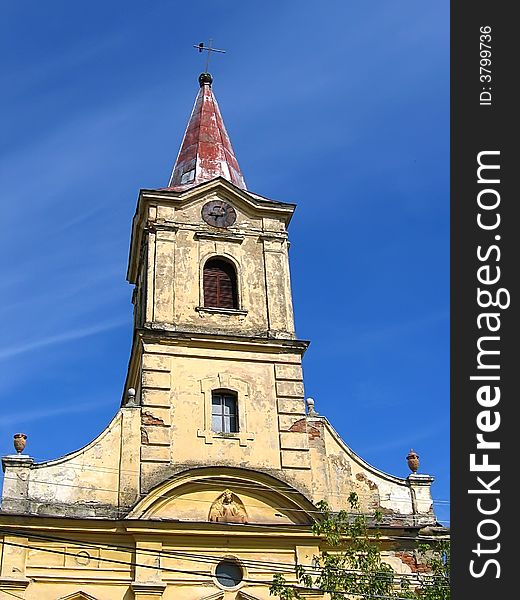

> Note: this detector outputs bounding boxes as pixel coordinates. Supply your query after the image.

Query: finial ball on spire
[199,72,213,87]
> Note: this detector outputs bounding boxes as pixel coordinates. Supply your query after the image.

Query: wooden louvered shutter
[204,265,219,307]
[204,259,238,309]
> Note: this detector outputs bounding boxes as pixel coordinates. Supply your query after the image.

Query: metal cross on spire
[193,39,226,73]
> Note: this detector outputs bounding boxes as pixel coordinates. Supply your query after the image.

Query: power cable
[1,475,449,520]
[0,527,450,584]
[10,461,451,505]
[0,534,449,600]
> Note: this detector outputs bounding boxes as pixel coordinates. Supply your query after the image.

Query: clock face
[202,200,237,228]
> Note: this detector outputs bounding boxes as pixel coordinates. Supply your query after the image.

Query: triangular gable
[237,592,264,600]
[199,592,224,600]
[58,592,98,600]
[199,590,265,600]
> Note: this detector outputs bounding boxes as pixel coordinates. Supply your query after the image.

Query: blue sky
[0,1,449,525]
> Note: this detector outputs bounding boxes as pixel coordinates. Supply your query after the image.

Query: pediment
[199,591,263,600]
[144,177,294,225]
[58,593,98,600]
[127,467,315,525]
[149,177,294,212]
[199,593,224,600]
[146,179,293,226]
[167,188,265,230]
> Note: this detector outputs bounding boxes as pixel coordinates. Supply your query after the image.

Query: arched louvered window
[211,390,239,433]
[203,258,238,309]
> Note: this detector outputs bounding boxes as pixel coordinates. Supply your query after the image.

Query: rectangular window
[211,393,238,433]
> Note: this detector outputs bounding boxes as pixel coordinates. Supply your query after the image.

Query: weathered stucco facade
[1,74,441,600]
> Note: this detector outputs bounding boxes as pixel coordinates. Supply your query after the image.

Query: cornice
[135,327,310,354]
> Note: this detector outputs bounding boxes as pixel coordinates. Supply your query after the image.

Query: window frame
[197,374,254,446]
[202,256,239,310]
[211,390,239,434]
[213,557,246,591]
[201,255,240,311]
[214,559,244,589]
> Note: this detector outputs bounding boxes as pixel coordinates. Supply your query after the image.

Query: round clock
[202,200,237,228]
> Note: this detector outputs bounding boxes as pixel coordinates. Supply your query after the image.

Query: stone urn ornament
[13,433,27,454]
[406,449,419,474]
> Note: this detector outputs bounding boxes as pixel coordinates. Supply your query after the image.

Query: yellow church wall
[305,418,433,522]
[152,229,291,336]
[131,185,296,340]
[134,480,308,526]
[171,194,264,230]
[137,339,310,494]
[1,410,140,516]
[1,519,428,600]
[261,237,295,336]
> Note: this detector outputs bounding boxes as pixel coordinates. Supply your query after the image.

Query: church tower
[0,72,441,600]
[124,71,311,499]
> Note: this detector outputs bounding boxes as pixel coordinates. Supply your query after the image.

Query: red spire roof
[167,73,246,191]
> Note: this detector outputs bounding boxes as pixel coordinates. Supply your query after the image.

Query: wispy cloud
[0,318,129,362]
[0,399,112,428]
[357,423,449,455]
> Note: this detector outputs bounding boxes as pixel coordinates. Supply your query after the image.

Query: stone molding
[194,231,245,243]
[0,578,30,591]
[198,373,255,446]
[131,583,166,599]
[1,455,34,471]
[195,306,248,316]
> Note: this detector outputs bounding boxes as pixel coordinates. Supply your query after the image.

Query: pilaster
[1,455,34,514]
[407,473,435,525]
[275,362,310,471]
[0,534,30,594]
[119,403,142,509]
[132,539,165,600]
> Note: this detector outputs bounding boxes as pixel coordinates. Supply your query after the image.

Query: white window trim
[197,374,254,446]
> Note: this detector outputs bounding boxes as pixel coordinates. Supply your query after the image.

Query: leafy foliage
[415,540,450,600]
[269,492,450,600]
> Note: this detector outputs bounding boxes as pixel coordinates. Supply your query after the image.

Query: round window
[215,560,243,588]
